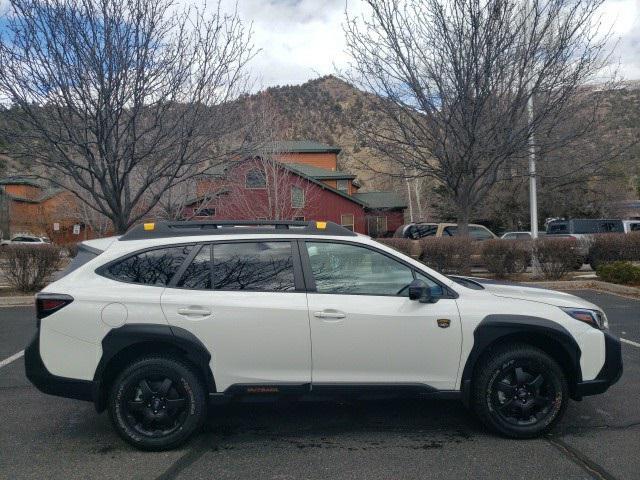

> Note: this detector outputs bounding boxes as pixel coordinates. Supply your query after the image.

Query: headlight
[561,307,608,330]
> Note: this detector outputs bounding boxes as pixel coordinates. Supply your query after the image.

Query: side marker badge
[437,319,451,328]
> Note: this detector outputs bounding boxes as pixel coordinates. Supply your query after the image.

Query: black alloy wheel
[122,375,188,438]
[109,356,206,451]
[489,361,557,426]
[472,344,568,438]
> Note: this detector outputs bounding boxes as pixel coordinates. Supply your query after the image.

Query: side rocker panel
[93,324,215,411]
[460,314,582,406]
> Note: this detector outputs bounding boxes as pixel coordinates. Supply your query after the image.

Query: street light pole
[528,94,538,240]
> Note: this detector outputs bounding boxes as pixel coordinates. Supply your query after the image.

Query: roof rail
[119,220,357,241]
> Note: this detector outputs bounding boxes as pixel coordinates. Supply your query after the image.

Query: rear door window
[407,224,437,239]
[103,245,192,286]
[212,242,296,292]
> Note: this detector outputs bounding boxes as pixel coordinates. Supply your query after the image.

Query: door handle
[177,307,212,317]
[313,311,346,319]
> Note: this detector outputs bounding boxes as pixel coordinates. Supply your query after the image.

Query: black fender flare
[92,323,215,411]
[460,314,582,406]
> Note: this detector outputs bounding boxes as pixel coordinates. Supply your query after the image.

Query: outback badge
[437,318,451,328]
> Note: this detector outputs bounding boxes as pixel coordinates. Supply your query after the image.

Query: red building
[0,178,98,244]
[185,141,406,236]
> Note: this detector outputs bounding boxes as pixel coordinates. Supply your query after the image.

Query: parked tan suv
[393,222,497,241]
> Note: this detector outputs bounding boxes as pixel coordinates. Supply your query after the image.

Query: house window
[336,179,349,192]
[367,216,388,237]
[291,186,305,208]
[245,168,266,188]
[341,213,355,231]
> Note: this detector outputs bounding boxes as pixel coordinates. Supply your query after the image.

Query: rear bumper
[24,333,94,402]
[574,331,623,399]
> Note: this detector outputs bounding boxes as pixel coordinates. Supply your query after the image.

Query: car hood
[462,278,600,310]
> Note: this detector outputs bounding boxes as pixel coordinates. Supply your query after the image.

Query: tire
[471,344,568,439]
[108,356,207,451]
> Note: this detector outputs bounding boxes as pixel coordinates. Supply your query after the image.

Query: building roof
[0,177,43,188]
[268,140,341,154]
[353,191,408,209]
[286,163,355,180]
[278,163,368,207]
[0,177,65,203]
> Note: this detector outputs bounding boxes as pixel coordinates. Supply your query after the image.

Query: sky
[222,0,640,89]
[1,0,639,89]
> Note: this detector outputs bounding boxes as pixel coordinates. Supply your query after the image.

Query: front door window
[305,242,415,296]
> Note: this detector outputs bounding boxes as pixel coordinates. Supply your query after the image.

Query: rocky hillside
[234,75,400,191]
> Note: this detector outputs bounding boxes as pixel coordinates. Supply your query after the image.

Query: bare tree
[215,99,321,221]
[0,0,254,233]
[343,0,615,234]
[152,178,222,221]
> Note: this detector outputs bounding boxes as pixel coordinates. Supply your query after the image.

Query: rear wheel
[108,356,206,451]
[472,344,568,438]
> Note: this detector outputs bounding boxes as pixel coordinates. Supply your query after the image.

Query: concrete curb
[527,280,640,298]
[0,296,34,307]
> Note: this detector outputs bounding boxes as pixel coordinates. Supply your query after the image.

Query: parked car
[546,219,626,270]
[546,219,624,237]
[26,220,622,450]
[1,234,51,246]
[623,220,640,233]
[500,231,546,240]
[500,231,583,269]
[394,222,497,240]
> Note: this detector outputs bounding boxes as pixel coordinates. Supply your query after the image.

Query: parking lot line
[620,338,640,348]
[0,350,24,369]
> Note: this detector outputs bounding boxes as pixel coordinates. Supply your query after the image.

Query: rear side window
[469,226,493,240]
[104,245,192,286]
[547,222,568,234]
[57,245,99,278]
[212,242,295,291]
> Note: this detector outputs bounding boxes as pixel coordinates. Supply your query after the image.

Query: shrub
[419,237,472,274]
[65,242,80,258]
[596,261,640,285]
[0,245,61,292]
[589,232,640,269]
[534,238,579,280]
[376,238,421,257]
[481,239,531,278]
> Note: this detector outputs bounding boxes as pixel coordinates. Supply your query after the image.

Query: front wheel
[472,344,568,438]
[108,356,207,451]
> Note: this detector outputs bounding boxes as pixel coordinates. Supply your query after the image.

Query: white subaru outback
[25,220,623,450]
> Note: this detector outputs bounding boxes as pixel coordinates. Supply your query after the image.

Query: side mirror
[408,279,441,303]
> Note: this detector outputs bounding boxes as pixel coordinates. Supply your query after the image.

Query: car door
[161,240,311,392]
[302,241,462,390]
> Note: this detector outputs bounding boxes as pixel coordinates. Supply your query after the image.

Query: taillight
[36,293,74,324]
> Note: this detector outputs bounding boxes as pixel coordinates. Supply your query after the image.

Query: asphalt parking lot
[0,289,638,480]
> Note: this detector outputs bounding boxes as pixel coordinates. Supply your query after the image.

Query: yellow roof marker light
[143,223,155,231]
[316,221,327,230]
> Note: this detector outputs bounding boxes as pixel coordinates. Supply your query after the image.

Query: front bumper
[24,333,93,402]
[574,331,623,398]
